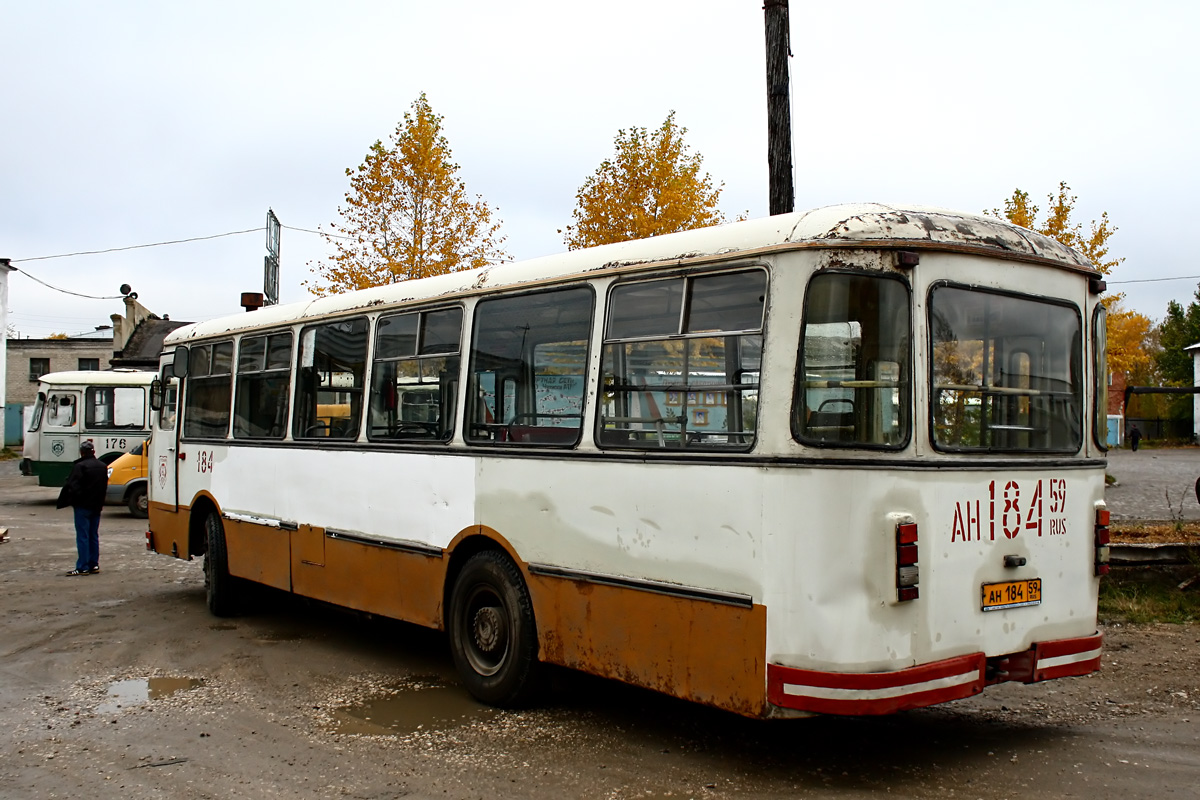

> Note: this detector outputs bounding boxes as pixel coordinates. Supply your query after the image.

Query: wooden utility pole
[764,0,794,215]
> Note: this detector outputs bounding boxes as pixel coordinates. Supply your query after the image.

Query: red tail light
[1094,507,1110,576]
[896,521,919,601]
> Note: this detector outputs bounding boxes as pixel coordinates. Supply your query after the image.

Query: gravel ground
[1,461,1198,799]
[1104,447,1200,521]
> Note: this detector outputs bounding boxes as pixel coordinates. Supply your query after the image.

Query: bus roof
[35,369,157,387]
[167,203,1098,344]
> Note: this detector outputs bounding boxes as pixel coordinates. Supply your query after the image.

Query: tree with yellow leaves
[563,112,737,250]
[1105,299,1156,381]
[990,182,1122,276]
[305,94,508,296]
[992,183,1162,413]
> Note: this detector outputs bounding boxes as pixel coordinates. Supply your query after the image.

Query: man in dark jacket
[57,441,108,576]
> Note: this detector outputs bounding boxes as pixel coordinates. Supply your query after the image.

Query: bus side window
[466,287,593,446]
[86,386,147,429]
[600,270,765,450]
[368,307,461,443]
[234,332,293,439]
[183,341,234,439]
[294,318,368,440]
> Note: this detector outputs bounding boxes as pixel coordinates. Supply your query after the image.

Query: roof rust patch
[811,207,1093,270]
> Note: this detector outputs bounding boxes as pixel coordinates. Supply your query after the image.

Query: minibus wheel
[448,550,539,707]
[204,511,242,617]
[127,485,148,518]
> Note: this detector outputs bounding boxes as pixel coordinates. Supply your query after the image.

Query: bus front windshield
[930,285,1082,453]
[28,393,45,432]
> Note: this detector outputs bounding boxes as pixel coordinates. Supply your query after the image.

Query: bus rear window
[795,272,911,448]
[930,285,1081,453]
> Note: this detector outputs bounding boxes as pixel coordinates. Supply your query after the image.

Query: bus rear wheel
[203,511,243,617]
[448,550,540,708]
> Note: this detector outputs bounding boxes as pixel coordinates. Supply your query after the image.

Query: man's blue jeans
[74,507,101,572]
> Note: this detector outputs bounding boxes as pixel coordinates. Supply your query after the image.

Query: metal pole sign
[266,209,281,259]
[263,256,279,306]
[264,209,281,305]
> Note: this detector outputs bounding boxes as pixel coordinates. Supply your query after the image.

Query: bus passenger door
[152,368,181,512]
[43,391,81,480]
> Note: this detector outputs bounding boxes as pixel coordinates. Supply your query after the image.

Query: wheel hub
[472,605,505,654]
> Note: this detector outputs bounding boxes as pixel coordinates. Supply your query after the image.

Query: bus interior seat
[507,425,578,445]
[807,398,855,440]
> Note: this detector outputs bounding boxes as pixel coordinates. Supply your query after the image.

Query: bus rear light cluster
[896,521,919,601]
[1094,508,1111,576]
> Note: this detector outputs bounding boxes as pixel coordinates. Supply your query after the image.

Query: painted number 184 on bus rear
[952,478,1070,542]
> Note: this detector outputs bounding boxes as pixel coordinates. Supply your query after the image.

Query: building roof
[111,318,191,368]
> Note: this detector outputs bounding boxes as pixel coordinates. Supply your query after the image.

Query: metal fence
[1125,417,1194,442]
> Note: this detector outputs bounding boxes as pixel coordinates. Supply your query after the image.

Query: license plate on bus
[981,578,1042,611]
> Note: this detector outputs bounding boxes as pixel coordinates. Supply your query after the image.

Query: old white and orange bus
[145,204,1110,717]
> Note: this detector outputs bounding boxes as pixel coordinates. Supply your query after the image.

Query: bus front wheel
[448,551,540,708]
[204,511,243,617]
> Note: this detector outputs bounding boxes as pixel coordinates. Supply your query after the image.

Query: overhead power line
[4,222,345,301]
[282,224,353,240]
[15,270,125,300]
[9,228,263,264]
[1109,274,1200,285]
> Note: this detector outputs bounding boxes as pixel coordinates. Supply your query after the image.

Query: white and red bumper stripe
[767,631,1103,716]
[1030,633,1104,682]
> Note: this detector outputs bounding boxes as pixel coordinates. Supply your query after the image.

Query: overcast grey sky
[3,1,1197,338]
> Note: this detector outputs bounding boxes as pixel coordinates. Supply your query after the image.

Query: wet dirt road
[1,467,1198,799]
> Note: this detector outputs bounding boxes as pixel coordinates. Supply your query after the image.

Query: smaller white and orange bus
[145,204,1109,717]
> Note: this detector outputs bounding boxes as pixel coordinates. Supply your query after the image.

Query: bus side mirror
[171,346,189,378]
[149,378,163,411]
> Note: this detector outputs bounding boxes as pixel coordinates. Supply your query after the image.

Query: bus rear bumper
[767,631,1103,716]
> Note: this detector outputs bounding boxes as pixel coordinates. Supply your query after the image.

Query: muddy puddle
[254,630,305,643]
[331,680,498,735]
[98,677,203,713]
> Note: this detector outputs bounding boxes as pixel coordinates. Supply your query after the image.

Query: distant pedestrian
[57,441,108,576]
[1129,424,1142,452]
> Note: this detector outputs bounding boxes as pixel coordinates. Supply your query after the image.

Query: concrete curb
[1110,543,1200,566]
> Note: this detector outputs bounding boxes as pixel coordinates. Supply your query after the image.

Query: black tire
[127,484,148,519]
[448,551,540,708]
[203,511,243,617]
